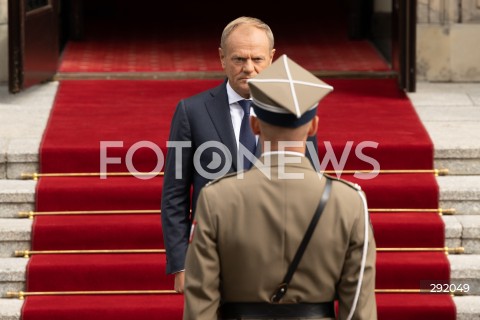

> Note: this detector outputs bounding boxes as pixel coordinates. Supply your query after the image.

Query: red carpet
[23,295,184,320]
[59,0,389,73]
[40,79,433,173]
[59,29,389,73]
[376,294,456,319]
[23,79,455,319]
[26,254,171,291]
[58,3,389,75]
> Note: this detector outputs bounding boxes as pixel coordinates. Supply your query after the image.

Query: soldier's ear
[250,116,261,135]
[307,116,319,136]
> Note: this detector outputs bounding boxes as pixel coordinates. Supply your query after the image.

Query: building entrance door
[8,0,60,93]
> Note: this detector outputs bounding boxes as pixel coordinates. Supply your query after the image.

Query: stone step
[3,153,479,179]
[0,259,27,293]
[448,215,480,254]
[436,154,480,176]
[1,82,479,179]
[454,296,480,320]
[409,82,480,176]
[3,153,479,178]
[449,255,480,296]
[438,176,480,215]
[1,176,479,216]
[0,176,478,258]
[0,215,478,256]
[3,152,479,178]
[0,298,478,320]
[0,141,5,180]
[0,219,31,258]
[0,255,478,319]
[0,298,23,320]
[427,120,480,176]
[1,139,40,180]
[0,180,36,219]
[0,82,58,181]
[0,253,478,294]
[443,215,480,254]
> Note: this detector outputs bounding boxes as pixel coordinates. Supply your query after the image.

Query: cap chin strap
[346,189,370,320]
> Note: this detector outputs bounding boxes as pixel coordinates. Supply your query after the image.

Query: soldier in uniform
[183,54,377,320]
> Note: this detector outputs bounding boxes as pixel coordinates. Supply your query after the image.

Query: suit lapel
[205,82,239,171]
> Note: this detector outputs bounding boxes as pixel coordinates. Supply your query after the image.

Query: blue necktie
[238,99,256,169]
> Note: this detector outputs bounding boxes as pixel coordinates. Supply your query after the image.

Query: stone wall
[417,0,480,81]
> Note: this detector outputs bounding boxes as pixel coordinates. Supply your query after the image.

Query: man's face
[219,24,275,98]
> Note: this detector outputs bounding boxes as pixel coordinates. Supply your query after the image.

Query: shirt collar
[226,81,250,105]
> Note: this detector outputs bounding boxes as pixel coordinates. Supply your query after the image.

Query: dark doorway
[9,0,417,92]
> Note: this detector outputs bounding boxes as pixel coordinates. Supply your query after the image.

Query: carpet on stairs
[22,78,456,319]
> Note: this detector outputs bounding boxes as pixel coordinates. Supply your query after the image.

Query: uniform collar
[254,152,314,172]
[262,150,305,158]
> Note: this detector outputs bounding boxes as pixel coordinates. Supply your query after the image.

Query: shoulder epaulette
[204,171,241,188]
[324,174,362,191]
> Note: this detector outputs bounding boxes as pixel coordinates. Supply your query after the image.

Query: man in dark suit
[161,17,318,292]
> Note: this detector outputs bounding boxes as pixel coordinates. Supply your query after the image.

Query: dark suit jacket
[161,80,319,273]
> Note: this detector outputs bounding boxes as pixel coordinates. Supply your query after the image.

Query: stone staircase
[0,83,56,320]
[1,81,480,319]
[410,83,480,319]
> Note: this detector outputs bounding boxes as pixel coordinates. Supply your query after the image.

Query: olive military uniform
[184,154,377,319]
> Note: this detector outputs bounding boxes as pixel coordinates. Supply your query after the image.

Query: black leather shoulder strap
[271,176,333,303]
